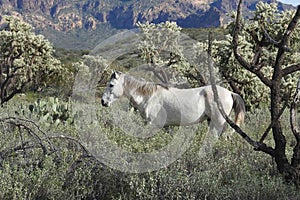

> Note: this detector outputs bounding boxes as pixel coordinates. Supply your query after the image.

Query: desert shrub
[126,136,298,200]
[0,97,299,199]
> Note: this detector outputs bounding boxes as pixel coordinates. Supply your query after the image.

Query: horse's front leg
[145,104,167,128]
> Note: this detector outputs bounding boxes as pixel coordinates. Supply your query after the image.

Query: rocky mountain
[0,0,295,49]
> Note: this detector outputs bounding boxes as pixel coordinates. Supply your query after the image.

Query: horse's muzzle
[101,99,109,107]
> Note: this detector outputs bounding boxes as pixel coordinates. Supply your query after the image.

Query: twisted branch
[0,117,91,163]
[208,18,276,156]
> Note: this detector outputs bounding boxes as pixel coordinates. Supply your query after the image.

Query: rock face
[0,0,294,49]
[0,0,294,32]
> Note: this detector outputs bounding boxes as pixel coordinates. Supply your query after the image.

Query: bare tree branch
[0,117,62,153]
[261,26,281,46]
[0,117,49,154]
[259,99,288,143]
[209,32,257,147]
[0,117,91,162]
[283,63,300,77]
[232,0,272,87]
[146,52,181,84]
[209,28,276,156]
[274,6,300,71]
[224,0,300,182]
[47,135,90,156]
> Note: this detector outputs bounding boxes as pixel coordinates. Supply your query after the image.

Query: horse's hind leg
[198,120,222,156]
[199,120,225,157]
[209,119,225,137]
[207,102,227,137]
[210,117,236,140]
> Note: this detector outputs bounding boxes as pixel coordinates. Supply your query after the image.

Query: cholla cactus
[137,21,182,64]
[0,16,64,104]
[214,2,300,109]
[72,55,109,101]
[137,21,209,87]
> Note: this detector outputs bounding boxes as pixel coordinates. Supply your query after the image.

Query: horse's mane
[123,74,161,96]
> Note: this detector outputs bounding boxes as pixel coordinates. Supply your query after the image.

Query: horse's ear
[111,71,120,79]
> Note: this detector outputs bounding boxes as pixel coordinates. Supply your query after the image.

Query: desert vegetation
[0,1,300,199]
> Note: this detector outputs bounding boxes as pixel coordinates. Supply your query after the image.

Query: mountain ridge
[0,0,295,49]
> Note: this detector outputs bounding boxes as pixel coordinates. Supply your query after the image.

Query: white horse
[101,71,245,136]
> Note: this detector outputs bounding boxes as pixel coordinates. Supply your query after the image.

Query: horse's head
[101,71,125,107]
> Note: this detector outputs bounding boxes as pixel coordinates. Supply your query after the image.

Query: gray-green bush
[0,96,299,199]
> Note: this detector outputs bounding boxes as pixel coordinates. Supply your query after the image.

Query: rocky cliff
[0,0,294,49]
[1,0,293,31]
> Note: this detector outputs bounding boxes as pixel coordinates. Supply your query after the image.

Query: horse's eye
[109,84,114,88]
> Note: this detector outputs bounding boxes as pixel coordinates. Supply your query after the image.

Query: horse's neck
[125,87,149,108]
[123,80,151,112]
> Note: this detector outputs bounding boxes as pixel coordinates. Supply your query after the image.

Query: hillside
[0,0,295,49]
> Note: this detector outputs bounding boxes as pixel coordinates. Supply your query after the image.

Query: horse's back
[201,85,234,111]
[169,85,232,101]
[148,85,236,126]
[154,87,206,125]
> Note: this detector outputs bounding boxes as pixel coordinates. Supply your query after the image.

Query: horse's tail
[231,93,246,127]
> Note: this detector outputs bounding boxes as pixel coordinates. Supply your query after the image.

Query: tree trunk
[270,80,288,173]
[231,0,300,185]
[289,78,300,185]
